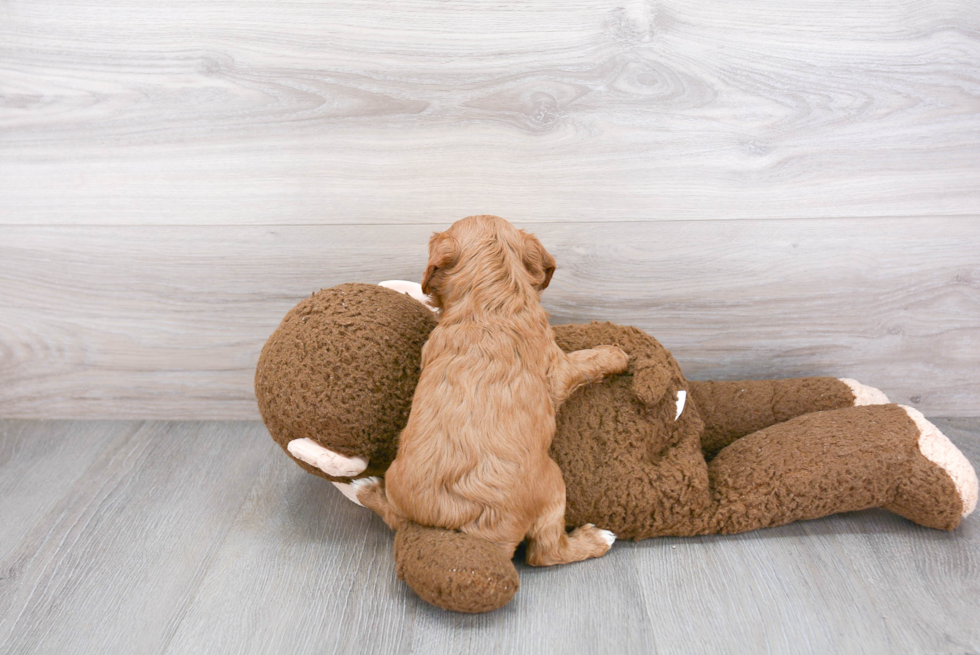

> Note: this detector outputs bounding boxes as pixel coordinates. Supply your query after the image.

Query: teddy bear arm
[689,377,871,460]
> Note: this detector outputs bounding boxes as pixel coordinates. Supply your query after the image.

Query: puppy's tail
[352,477,408,531]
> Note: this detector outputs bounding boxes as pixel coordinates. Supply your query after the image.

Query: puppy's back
[385,315,561,531]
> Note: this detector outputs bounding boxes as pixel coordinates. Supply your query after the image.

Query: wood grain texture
[1,0,978,225]
[163,452,421,654]
[0,421,135,561]
[0,421,272,654]
[1,217,978,419]
[0,419,977,653]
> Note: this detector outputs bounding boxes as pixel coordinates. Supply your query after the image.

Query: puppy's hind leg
[525,462,615,566]
[353,477,408,531]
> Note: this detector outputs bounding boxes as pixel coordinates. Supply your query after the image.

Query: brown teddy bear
[255,281,978,613]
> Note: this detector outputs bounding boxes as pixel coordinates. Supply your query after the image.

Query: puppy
[356,215,628,565]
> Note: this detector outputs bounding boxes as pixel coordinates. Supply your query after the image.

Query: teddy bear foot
[839,378,890,406]
[881,406,977,530]
[900,406,977,518]
[286,438,369,478]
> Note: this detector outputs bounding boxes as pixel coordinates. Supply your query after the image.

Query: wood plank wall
[1,0,978,418]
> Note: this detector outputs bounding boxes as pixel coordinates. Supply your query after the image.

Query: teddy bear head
[255,283,437,479]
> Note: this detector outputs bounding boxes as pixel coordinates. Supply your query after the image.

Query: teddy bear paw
[286,438,369,477]
[839,378,890,406]
[900,405,978,518]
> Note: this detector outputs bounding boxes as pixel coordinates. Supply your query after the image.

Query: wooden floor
[1,419,977,654]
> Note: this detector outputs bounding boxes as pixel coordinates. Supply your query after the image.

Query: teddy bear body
[255,283,977,612]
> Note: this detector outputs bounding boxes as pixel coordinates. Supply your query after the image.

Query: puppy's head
[422,215,556,307]
[517,230,556,293]
[421,231,460,308]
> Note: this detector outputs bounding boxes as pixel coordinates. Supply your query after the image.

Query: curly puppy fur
[357,215,627,565]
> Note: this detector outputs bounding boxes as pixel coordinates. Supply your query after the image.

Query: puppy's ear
[521,232,556,292]
[421,231,459,295]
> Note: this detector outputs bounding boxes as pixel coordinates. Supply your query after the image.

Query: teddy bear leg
[702,404,976,535]
[689,377,888,460]
[525,461,616,566]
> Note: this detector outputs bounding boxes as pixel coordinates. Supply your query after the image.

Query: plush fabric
[690,377,857,460]
[255,283,437,478]
[704,403,962,534]
[394,523,519,613]
[255,283,974,613]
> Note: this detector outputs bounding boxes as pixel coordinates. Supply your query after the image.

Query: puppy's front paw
[597,345,629,375]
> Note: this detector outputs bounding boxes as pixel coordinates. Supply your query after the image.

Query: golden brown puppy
[355,215,628,565]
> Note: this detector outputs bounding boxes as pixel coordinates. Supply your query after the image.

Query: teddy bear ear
[421,231,460,296]
[631,360,673,408]
[520,231,556,291]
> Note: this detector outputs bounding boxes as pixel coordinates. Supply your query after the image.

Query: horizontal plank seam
[2,215,979,228]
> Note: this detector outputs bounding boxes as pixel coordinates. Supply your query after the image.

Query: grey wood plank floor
[1,419,977,654]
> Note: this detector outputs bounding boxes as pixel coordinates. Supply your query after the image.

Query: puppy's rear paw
[901,406,978,519]
[571,523,616,556]
[351,476,384,505]
[332,481,364,506]
[596,528,616,547]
